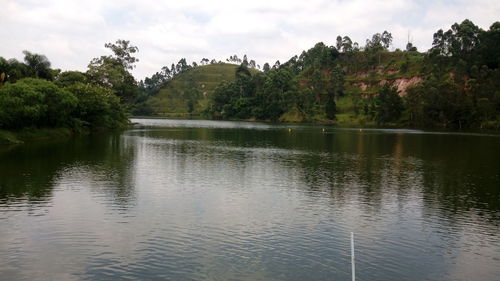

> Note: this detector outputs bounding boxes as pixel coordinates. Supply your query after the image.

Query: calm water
[1,119,500,281]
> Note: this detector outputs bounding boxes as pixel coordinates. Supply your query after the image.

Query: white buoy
[351,232,355,281]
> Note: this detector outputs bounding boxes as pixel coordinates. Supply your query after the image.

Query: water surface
[1,118,499,280]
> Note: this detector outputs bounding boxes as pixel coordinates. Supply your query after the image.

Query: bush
[0,78,77,129]
[66,83,127,129]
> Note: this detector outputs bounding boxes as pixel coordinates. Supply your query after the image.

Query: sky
[1,0,499,80]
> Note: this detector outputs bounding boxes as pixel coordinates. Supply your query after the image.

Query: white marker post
[351,232,355,281]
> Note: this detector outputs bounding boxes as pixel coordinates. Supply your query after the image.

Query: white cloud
[1,0,499,79]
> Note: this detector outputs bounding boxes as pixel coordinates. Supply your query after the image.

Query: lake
[1,118,499,281]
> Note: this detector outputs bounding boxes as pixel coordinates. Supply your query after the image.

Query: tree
[174,58,191,73]
[374,84,403,123]
[249,60,256,69]
[55,71,88,87]
[406,42,417,52]
[273,60,281,70]
[0,57,9,85]
[325,89,337,120]
[336,36,343,51]
[104,39,139,70]
[263,63,271,72]
[431,19,482,58]
[0,78,77,129]
[242,54,249,67]
[87,39,140,104]
[342,36,353,53]
[87,56,137,103]
[381,31,393,50]
[66,83,127,128]
[22,51,52,79]
[329,66,344,97]
[478,22,500,68]
[365,31,392,51]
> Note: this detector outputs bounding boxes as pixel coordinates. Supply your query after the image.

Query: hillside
[147,63,259,117]
[141,20,500,129]
[333,51,425,125]
[146,52,424,121]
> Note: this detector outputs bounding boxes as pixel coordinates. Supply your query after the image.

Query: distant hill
[147,63,259,117]
[146,53,424,120]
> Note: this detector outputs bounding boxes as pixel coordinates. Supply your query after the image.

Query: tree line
[205,19,500,129]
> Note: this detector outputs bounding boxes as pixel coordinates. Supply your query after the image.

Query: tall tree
[375,84,403,123]
[87,39,139,103]
[22,51,52,79]
[104,39,139,70]
[263,63,270,72]
[325,89,337,120]
[336,36,343,51]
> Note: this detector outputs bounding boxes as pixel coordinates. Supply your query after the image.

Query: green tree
[87,39,139,104]
[0,78,77,129]
[263,63,271,72]
[104,39,139,70]
[374,84,403,123]
[341,36,353,53]
[55,71,88,87]
[325,89,337,120]
[336,36,343,51]
[22,51,53,80]
[66,83,127,128]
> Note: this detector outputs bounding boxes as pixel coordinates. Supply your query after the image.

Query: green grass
[148,63,259,116]
[335,113,376,127]
[279,107,306,122]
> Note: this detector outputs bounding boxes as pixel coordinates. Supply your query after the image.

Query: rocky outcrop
[353,76,422,97]
[392,77,422,96]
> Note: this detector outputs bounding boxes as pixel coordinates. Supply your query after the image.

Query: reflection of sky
[1,120,500,280]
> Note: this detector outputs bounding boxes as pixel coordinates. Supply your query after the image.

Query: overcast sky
[1,0,499,80]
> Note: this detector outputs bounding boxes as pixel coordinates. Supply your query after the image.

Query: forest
[1,19,499,140]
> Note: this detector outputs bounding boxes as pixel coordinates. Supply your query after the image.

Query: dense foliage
[0,78,77,129]
[207,43,345,121]
[404,20,500,129]
[0,40,134,132]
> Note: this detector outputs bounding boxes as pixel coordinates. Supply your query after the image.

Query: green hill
[147,63,258,117]
[146,53,425,121]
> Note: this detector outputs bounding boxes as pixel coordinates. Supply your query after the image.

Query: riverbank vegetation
[0,40,134,143]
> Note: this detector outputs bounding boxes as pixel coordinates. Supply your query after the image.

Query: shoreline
[3,117,499,146]
[131,116,500,134]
